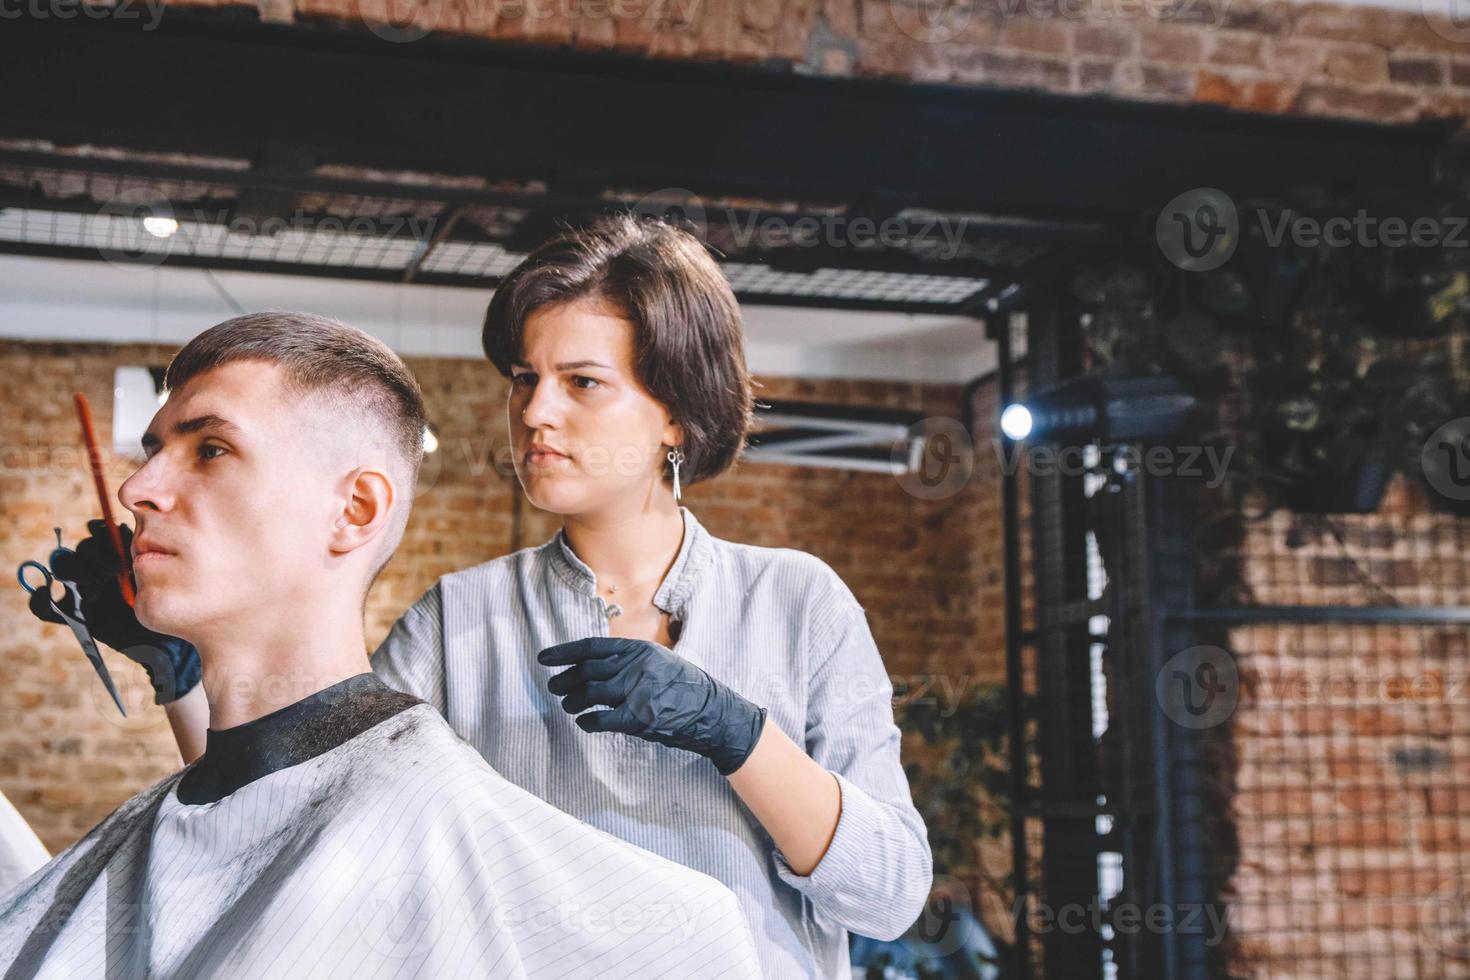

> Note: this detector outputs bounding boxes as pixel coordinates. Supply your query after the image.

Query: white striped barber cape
[0,704,761,979]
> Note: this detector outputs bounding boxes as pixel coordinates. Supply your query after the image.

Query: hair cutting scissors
[18,528,127,717]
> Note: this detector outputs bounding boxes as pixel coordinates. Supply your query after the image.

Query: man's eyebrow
[140,414,243,451]
[512,359,613,372]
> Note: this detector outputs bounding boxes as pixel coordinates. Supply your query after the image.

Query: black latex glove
[27,520,201,705]
[538,636,767,776]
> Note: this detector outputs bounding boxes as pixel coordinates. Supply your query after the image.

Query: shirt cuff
[771,769,880,899]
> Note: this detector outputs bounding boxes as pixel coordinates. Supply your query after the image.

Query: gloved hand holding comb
[27,520,201,704]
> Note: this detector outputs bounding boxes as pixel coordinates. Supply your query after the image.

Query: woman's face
[507,297,683,516]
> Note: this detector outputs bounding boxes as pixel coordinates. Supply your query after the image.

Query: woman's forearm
[725,719,841,876]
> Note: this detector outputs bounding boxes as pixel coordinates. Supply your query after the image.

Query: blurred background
[1,0,1468,977]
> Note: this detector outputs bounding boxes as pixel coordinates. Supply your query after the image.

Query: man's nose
[119,455,169,516]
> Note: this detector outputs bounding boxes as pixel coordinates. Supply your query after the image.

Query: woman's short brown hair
[482,214,754,488]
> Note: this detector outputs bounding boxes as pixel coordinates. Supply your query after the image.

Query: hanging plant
[1069,179,1470,517]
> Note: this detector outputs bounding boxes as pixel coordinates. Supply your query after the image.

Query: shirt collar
[547,506,713,617]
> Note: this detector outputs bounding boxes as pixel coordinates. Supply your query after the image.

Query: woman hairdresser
[36,215,933,978]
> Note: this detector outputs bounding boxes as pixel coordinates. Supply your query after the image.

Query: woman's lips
[525,448,569,466]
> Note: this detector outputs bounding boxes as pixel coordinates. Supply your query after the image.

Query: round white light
[142,216,178,239]
[422,425,439,455]
[1000,404,1033,441]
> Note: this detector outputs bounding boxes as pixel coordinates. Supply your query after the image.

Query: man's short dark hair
[165,311,427,586]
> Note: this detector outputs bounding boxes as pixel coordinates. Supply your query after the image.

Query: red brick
[772,0,821,60]
[857,0,897,39]
[1388,55,1447,87]
[946,49,1069,89]
[1076,58,1118,92]
[1298,82,1421,121]
[1417,91,1470,121]
[1292,4,1410,46]
[861,35,952,79]
[1320,44,1389,85]
[1209,32,1266,69]
[1139,63,1195,101]
[1194,68,1248,106]
[1069,24,1128,57]
[822,0,859,36]
[494,0,579,44]
[996,16,1070,56]
[1243,77,1299,113]
[1138,22,1205,64]
[1420,817,1465,850]
[1219,0,1292,36]
[570,11,619,49]
[740,0,783,32]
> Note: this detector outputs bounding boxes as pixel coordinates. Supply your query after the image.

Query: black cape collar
[176,672,420,805]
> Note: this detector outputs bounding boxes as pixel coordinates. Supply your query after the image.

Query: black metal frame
[0,146,1059,314]
[0,12,1448,216]
[993,298,1235,979]
[996,191,1465,979]
[0,9,1452,321]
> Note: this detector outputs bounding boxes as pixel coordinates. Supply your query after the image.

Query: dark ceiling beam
[0,11,1453,223]
[0,147,1094,285]
[0,240,979,315]
[228,142,317,234]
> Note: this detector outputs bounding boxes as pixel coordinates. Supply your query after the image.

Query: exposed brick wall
[0,337,1002,854]
[1215,481,1470,978]
[154,0,1470,125]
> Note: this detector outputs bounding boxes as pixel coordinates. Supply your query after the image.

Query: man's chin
[134,591,185,639]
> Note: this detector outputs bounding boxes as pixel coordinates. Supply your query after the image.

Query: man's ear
[330,466,394,556]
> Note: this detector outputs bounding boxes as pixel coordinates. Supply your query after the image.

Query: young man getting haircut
[0,313,760,979]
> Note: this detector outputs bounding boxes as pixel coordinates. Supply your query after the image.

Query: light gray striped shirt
[370,505,933,978]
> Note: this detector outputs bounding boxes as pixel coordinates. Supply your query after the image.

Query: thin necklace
[599,570,668,620]
[601,571,663,597]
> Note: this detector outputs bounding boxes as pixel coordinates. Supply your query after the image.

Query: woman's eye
[511,373,535,388]
[573,376,601,390]
[198,443,226,461]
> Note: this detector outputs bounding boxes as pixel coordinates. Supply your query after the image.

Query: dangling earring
[667,447,685,503]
